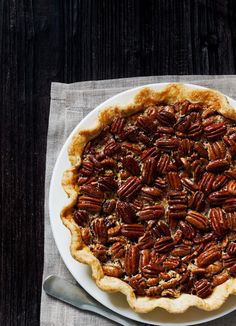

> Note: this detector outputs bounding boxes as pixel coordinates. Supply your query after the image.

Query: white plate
[49,83,236,326]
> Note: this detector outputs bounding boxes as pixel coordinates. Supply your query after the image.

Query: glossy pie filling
[73,100,236,299]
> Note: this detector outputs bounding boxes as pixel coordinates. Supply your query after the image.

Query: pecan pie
[61,84,236,313]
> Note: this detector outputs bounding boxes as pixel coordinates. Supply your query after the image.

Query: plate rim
[49,82,236,326]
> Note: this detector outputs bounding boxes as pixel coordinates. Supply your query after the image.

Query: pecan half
[124,245,140,275]
[138,232,155,249]
[156,138,179,151]
[156,154,170,174]
[122,156,140,176]
[139,249,151,269]
[224,136,236,158]
[79,161,94,176]
[223,253,236,267]
[102,199,116,216]
[186,211,208,230]
[154,236,175,253]
[129,274,147,295]
[142,157,157,185]
[175,115,192,132]
[227,213,236,231]
[199,172,215,193]
[98,176,117,192]
[204,123,227,141]
[223,198,236,212]
[102,265,123,277]
[178,139,194,156]
[78,196,102,213]
[152,221,171,237]
[92,244,107,262]
[121,224,145,239]
[194,142,208,158]
[212,272,229,287]
[117,176,142,200]
[227,242,236,256]
[111,242,125,258]
[141,186,162,197]
[73,210,88,226]
[156,109,176,126]
[181,177,198,192]
[179,220,196,239]
[227,180,236,195]
[80,184,104,199]
[212,175,228,191]
[209,207,227,235]
[206,159,230,173]
[116,201,136,223]
[194,279,212,298]
[208,141,226,160]
[197,247,221,267]
[137,115,156,134]
[188,191,205,212]
[110,117,125,134]
[92,218,108,244]
[104,139,121,156]
[208,191,231,206]
[163,257,180,269]
[139,205,164,221]
[167,172,182,190]
[141,147,160,161]
[171,244,192,257]
[187,122,202,139]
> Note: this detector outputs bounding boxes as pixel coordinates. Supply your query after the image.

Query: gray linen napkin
[41,76,236,326]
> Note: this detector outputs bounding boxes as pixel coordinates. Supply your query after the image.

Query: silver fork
[43,275,141,326]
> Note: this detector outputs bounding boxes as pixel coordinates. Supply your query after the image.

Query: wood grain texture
[0,0,236,325]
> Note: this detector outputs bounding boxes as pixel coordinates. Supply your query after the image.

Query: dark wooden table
[1,1,236,325]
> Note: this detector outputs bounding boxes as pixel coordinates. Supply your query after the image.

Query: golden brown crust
[61,83,236,313]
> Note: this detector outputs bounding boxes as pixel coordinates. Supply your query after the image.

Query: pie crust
[61,83,236,313]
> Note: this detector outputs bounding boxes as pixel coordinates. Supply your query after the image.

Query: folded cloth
[41,76,236,326]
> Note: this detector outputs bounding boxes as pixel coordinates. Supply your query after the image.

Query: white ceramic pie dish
[49,82,236,325]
